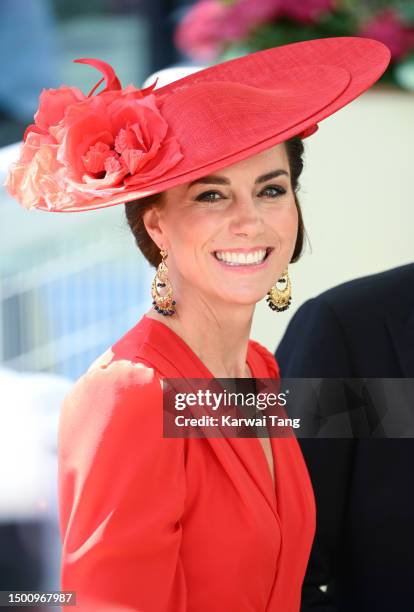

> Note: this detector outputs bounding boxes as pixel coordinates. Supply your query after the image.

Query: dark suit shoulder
[317,263,414,315]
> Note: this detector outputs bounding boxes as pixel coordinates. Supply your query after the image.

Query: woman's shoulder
[81,354,160,396]
[58,356,167,473]
[71,314,160,394]
[60,342,163,441]
[248,339,280,378]
[86,315,152,373]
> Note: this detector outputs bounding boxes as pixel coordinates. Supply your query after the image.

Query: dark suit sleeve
[276,297,356,611]
[276,297,352,378]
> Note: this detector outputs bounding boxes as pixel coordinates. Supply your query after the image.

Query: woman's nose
[229,196,262,235]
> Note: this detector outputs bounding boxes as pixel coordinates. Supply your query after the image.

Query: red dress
[58,314,315,611]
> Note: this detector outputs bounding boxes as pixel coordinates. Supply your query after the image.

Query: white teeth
[214,249,267,265]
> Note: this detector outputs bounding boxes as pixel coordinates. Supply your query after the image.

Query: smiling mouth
[212,247,273,266]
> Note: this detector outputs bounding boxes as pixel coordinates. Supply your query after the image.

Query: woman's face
[144,142,298,310]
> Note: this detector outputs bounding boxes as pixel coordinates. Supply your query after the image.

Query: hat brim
[47,36,390,213]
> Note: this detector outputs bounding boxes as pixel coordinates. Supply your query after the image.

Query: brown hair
[125,136,306,268]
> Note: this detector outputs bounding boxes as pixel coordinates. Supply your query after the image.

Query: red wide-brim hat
[5,36,390,213]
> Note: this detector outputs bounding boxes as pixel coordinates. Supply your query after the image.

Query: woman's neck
[145,301,254,378]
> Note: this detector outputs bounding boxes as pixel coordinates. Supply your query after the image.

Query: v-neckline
[142,314,255,379]
[141,314,277,493]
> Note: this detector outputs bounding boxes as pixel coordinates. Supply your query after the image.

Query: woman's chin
[212,289,269,307]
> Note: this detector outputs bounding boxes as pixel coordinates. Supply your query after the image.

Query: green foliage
[395,0,414,24]
[395,53,414,89]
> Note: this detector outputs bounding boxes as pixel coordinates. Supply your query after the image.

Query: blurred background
[0,0,413,606]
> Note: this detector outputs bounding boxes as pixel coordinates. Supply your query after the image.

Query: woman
[5,37,390,611]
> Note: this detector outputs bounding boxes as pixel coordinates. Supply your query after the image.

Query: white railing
[0,231,150,378]
[0,232,152,380]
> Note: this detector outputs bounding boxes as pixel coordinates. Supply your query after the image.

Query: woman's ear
[143,206,168,251]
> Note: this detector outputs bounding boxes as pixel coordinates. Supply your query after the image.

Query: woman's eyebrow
[188,169,289,187]
[255,169,289,184]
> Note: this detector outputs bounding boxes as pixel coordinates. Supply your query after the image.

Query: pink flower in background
[5,59,183,211]
[175,0,280,60]
[174,0,337,60]
[224,0,280,39]
[278,0,334,24]
[174,0,233,61]
[359,9,414,60]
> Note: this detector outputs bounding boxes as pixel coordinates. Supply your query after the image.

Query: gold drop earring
[151,249,176,316]
[266,269,292,312]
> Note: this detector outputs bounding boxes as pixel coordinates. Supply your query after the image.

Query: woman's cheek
[280,202,298,236]
[267,204,296,232]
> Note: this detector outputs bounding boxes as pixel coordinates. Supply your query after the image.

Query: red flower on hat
[5,59,184,211]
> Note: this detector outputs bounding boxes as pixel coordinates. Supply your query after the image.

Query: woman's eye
[195,190,223,202]
[260,185,286,198]
[195,184,286,203]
